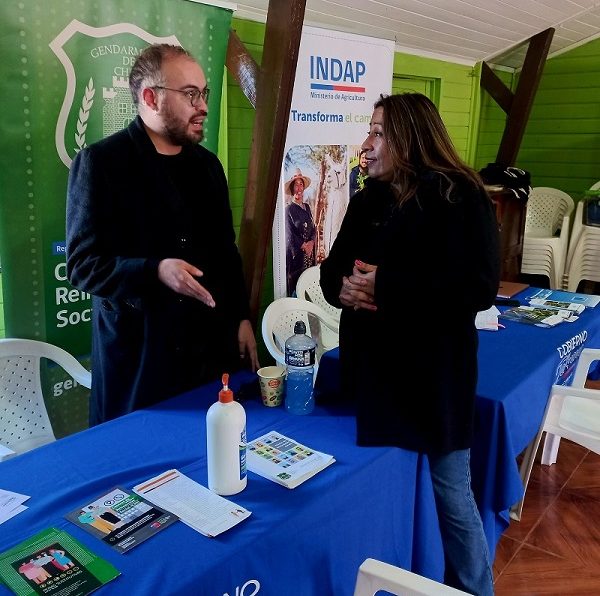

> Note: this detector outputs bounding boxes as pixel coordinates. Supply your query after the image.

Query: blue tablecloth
[315,288,600,560]
[0,372,444,596]
[3,290,599,594]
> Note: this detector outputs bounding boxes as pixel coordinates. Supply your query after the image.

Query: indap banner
[0,0,233,437]
[273,26,394,297]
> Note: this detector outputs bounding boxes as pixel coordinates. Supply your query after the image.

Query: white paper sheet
[0,443,16,460]
[476,306,503,331]
[133,469,250,537]
[0,489,30,525]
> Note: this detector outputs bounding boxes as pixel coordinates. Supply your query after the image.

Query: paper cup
[257,366,286,407]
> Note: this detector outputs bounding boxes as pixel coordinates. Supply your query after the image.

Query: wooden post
[481,28,554,167]
[229,0,306,325]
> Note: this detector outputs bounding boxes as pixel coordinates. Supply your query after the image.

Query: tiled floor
[494,439,600,595]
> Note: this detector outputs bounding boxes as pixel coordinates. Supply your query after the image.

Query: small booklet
[528,288,600,308]
[0,527,120,596]
[499,305,577,327]
[133,470,251,538]
[497,281,529,299]
[65,487,178,553]
[246,431,335,489]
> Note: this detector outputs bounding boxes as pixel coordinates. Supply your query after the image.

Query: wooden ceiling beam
[481,27,554,168]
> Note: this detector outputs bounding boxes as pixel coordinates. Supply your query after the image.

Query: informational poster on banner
[274,26,394,298]
[0,0,234,436]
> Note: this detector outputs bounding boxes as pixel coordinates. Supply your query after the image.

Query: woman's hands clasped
[339,260,378,312]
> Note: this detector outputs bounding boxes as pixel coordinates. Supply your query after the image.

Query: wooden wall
[391,53,480,164]
[517,37,600,198]
[475,38,600,199]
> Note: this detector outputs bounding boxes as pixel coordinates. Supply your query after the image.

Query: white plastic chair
[521,187,574,288]
[353,558,469,596]
[0,339,92,461]
[564,181,600,291]
[295,265,342,320]
[295,265,341,347]
[510,348,600,521]
[261,297,339,379]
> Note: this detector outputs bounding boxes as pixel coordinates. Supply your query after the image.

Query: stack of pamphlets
[527,288,600,309]
[246,431,335,488]
[500,305,577,327]
[133,469,251,537]
[500,288,600,327]
[0,527,120,596]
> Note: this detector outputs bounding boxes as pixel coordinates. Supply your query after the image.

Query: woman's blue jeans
[428,449,494,596]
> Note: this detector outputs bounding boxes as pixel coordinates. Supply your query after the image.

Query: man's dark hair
[129,44,193,105]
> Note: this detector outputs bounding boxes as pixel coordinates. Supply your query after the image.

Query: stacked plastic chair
[564,181,600,292]
[520,187,574,289]
[261,297,339,381]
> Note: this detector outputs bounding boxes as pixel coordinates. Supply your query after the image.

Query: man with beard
[66,44,259,425]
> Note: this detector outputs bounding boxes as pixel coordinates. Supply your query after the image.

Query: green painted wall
[475,38,600,199]
[227,18,264,239]
[516,38,600,198]
[391,54,481,165]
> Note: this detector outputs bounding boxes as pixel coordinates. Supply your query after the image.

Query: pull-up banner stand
[273,26,394,298]
[0,0,234,437]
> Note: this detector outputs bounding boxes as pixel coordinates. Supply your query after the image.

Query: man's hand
[238,319,260,371]
[339,260,378,312]
[157,258,215,307]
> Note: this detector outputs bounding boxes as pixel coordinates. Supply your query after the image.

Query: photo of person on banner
[283,145,348,296]
[349,148,368,197]
[285,168,316,296]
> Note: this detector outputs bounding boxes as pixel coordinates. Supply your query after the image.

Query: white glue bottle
[206,373,247,495]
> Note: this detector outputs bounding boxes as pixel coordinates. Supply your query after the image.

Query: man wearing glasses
[66,44,259,425]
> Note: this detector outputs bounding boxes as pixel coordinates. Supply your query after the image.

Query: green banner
[0,0,233,436]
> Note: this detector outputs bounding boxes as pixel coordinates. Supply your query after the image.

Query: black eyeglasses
[153,86,210,107]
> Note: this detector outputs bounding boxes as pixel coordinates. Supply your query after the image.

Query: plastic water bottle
[206,373,247,495]
[284,320,316,415]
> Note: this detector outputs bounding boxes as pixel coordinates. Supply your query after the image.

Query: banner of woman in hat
[283,144,348,296]
[284,167,317,295]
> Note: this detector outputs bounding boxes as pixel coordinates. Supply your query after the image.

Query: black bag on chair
[479,163,532,201]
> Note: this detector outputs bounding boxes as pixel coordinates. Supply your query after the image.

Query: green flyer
[0,527,120,595]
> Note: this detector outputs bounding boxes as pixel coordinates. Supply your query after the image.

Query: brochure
[0,527,120,596]
[528,299,585,315]
[65,487,178,553]
[246,431,335,489]
[499,305,577,327]
[133,470,251,538]
[528,288,600,308]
